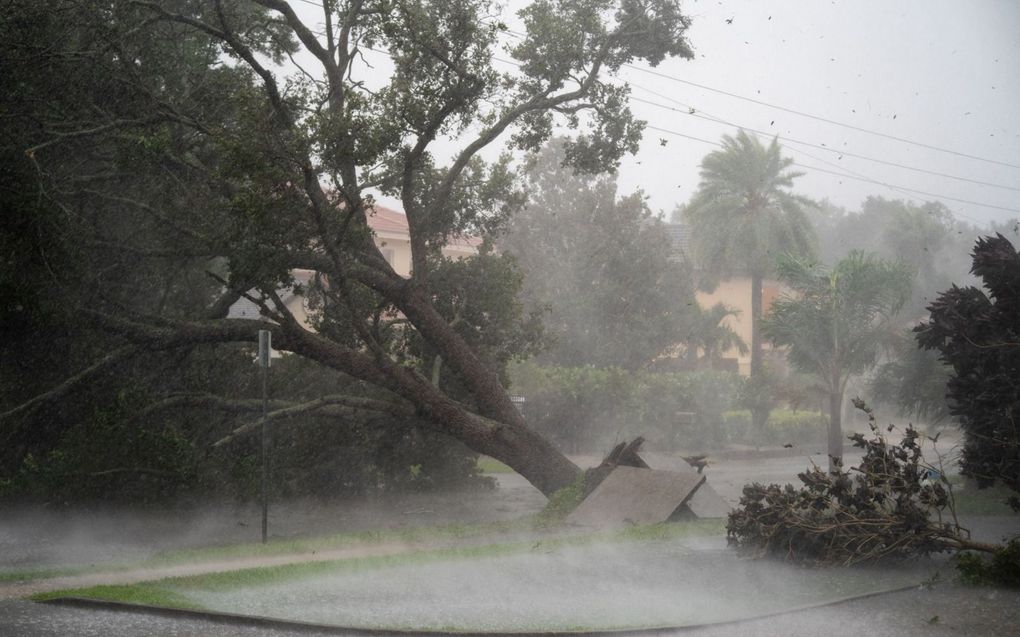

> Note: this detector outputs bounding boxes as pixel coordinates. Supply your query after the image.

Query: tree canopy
[916,235,1020,506]
[501,139,697,370]
[0,0,697,498]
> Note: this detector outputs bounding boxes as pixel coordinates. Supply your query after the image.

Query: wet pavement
[4,582,1020,637]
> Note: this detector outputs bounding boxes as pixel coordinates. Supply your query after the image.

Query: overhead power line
[272,21,1019,217]
[628,93,1020,194]
[646,124,1020,217]
[792,160,1020,215]
[622,64,1020,171]
[498,27,1019,170]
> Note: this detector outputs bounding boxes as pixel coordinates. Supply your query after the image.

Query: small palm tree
[684,130,816,430]
[763,251,913,471]
[687,302,748,369]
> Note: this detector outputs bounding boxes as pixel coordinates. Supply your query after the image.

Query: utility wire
[492,56,1020,214]
[775,141,991,224]
[500,27,1020,171]
[628,92,1020,193]
[644,123,1020,217]
[622,65,1020,171]
[269,19,1020,216]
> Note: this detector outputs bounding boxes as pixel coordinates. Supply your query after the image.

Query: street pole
[258,329,271,544]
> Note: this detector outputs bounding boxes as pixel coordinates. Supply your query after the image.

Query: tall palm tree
[763,252,913,471]
[684,130,816,431]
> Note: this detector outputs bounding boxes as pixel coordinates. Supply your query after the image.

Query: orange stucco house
[228,205,479,324]
[666,223,785,376]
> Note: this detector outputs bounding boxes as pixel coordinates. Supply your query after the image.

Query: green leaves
[727,403,959,565]
[684,130,815,286]
[916,235,1020,502]
[503,139,697,369]
[765,251,912,384]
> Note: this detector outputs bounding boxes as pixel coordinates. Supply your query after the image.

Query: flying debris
[682,455,709,473]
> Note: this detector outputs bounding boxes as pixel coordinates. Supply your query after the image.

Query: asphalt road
[3,582,1020,637]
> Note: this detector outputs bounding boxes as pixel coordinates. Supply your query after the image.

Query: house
[228,205,480,323]
[367,205,481,277]
[666,223,784,376]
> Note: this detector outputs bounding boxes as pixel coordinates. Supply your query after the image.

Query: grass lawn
[31,520,725,606]
[476,455,514,473]
[949,482,1019,516]
[1,514,551,585]
[32,520,939,632]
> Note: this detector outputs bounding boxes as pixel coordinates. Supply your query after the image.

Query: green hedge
[722,409,828,446]
[509,362,742,452]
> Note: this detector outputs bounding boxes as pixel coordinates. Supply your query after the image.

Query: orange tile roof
[366,204,482,247]
[365,205,409,234]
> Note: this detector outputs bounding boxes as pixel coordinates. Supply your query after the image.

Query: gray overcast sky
[612,0,1020,227]
[291,0,1020,228]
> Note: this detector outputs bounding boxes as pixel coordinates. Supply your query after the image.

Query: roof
[365,205,409,234]
[225,269,315,321]
[366,204,482,248]
[565,465,705,528]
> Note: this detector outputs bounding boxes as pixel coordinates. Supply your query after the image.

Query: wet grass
[3,515,545,584]
[951,483,1019,516]
[0,565,93,584]
[31,519,725,604]
[33,528,940,633]
[7,507,723,587]
[476,456,514,473]
[33,583,203,610]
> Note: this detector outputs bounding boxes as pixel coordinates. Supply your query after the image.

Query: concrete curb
[41,581,923,636]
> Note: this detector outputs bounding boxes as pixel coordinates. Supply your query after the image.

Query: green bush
[538,472,587,522]
[722,409,827,446]
[1,390,196,504]
[956,540,1020,588]
[1,349,490,505]
[510,362,741,452]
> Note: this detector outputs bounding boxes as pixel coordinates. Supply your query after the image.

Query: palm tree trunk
[750,271,768,436]
[827,385,843,473]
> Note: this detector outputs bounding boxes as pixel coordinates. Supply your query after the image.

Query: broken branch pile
[726,399,998,565]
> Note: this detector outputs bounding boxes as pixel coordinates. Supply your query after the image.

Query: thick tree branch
[0,345,138,422]
[211,392,416,447]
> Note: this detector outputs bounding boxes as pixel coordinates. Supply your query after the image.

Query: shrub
[955,539,1020,588]
[510,363,741,452]
[538,472,587,522]
[722,409,827,446]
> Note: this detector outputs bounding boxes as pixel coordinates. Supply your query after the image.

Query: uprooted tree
[0,0,696,498]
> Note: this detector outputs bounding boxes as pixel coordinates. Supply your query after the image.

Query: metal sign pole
[258,330,271,544]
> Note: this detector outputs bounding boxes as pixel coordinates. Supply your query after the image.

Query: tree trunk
[827,387,843,474]
[336,267,583,498]
[412,386,582,498]
[383,284,582,496]
[749,271,769,436]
